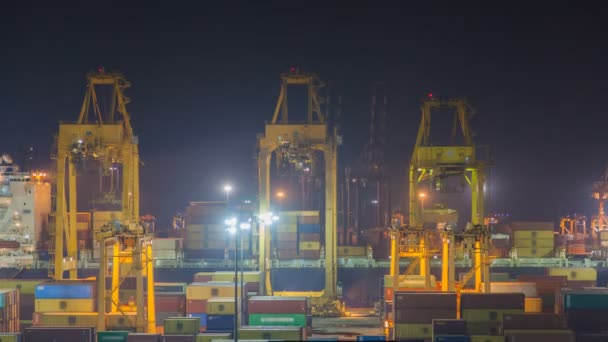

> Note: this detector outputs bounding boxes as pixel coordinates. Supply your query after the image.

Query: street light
[225,216,239,342]
[419,192,427,214]
[223,184,233,202]
[276,191,285,212]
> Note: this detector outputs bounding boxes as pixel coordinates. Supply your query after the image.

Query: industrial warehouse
[1,3,607,342]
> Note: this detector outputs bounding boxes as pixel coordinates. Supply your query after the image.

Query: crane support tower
[50,70,140,280]
[256,69,338,298]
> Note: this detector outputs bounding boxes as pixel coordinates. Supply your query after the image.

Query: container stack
[185,282,240,333]
[502,313,571,342]
[393,292,457,341]
[238,326,305,340]
[32,281,98,327]
[24,326,96,342]
[193,272,259,295]
[460,293,525,338]
[383,275,438,301]
[517,275,568,314]
[184,202,227,260]
[563,288,608,341]
[248,296,308,328]
[481,282,540,313]
[206,297,238,333]
[0,289,19,332]
[510,221,555,258]
[298,211,321,259]
[195,332,232,342]
[432,319,468,342]
[0,279,47,330]
[547,267,597,289]
[276,213,299,259]
[155,283,187,332]
[152,238,183,260]
[163,317,200,337]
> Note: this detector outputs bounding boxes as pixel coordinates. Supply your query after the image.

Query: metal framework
[50,70,140,279]
[592,166,608,239]
[256,69,338,298]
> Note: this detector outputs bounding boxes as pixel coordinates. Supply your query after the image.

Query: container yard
[2,4,608,341]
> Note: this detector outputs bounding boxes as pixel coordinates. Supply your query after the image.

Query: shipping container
[248,313,306,326]
[205,315,234,331]
[516,247,554,258]
[106,312,138,330]
[547,268,596,281]
[277,249,298,259]
[186,313,207,329]
[186,283,240,300]
[299,250,321,259]
[395,309,456,324]
[356,336,386,341]
[300,233,321,242]
[469,337,504,342]
[34,282,96,299]
[509,222,554,231]
[162,336,196,342]
[0,280,47,295]
[502,313,566,330]
[299,241,320,250]
[194,332,232,342]
[248,296,307,314]
[155,294,186,313]
[513,238,554,248]
[126,333,162,342]
[337,246,366,257]
[503,329,574,342]
[394,323,432,339]
[575,333,608,342]
[465,322,501,336]
[210,272,260,283]
[206,297,236,315]
[460,293,525,310]
[238,326,304,340]
[461,309,524,322]
[564,292,608,310]
[565,309,608,332]
[432,319,467,335]
[164,317,201,335]
[0,333,21,342]
[157,312,185,324]
[34,299,95,312]
[434,336,469,342]
[481,282,537,298]
[384,276,438,289]
[524,298,542,313]
[98,331,130,342]
[298,224,321,234]
[24,327,95,342]
[394,292,457,309]
[186,300,207,314]
[32,312,98,327]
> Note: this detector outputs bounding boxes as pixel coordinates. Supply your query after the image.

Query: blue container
[298,224,321,234]
[187,313,207,327]
[35,283,94,299]
[206,314,234,331]
[357,336,386,341]
[434,336,470,342]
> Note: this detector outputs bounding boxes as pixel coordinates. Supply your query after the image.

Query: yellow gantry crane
[256,69,338,299]
[391,96,491,293]
[50,70,154,331]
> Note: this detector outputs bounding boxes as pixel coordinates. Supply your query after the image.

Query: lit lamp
[419,192,427,214]
[276,191,285,212]
[223,184,233,203]
[224,216,239,342]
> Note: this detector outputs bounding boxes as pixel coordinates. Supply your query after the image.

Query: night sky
[1,4,606,226]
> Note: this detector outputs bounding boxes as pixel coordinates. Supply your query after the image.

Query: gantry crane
[50,70,153,331]
[591,166,608,238]
[391,96,491,293]
[256,69,338,299]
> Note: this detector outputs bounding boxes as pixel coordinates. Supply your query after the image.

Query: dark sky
[1,3,606,226]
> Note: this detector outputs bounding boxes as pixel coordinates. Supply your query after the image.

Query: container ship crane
[256,68,339,300]
[49,70,154,332]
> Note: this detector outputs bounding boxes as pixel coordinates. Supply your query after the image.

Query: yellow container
[299,241,320,251]
[384,275,437,288]
[211,272,260,283]
[524,297,543,313]
[106,312,137,329]
[207,297,236,315]
[517,247,554,258]
[0,333,21,342]
[548,267,597,281]
[461,309,523,322]
[35,299,95,312]
[186,284,240,300]
[470,336,505,342]
[513,239,554,248]
[34,312,98,327]
[337,246,366,256]
[394,323,432,338]
[513,231,554,239]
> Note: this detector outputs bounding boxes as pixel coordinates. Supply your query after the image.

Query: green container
[0,333,22,342]
[97,331,130,342]
[196,332,232,342]
[238,326,303,340]
[248,313,307,326]
[164,317,201,335]
[565,293,608,310]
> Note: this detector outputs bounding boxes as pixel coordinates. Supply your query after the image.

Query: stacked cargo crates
[185,282,240,332]
[163,317,200,338]
[155,283,187,332]
[547,267,597,289]
[481,282,541,313]
[392,292,457,341]
[0,289,19,332]
[276,213,299,259]
[205,297,238,333]
[248,296,308,327]
[460,293,524,338]
[298,211,321,259]
[24,326,96,342]
[432,319,468,342]
[184,202,228,260]
[0,279,47,329]
[517,275,568,314]
[562,288,608,340]
[502,313,572,341]
[32,281,98,328]
[193,272,259,295]
[510,222,555,258]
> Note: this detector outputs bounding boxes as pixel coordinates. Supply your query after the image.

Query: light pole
[239,221,251,325]
[224,184,233,203]
[419,192,427,221]
[224,217,238,342]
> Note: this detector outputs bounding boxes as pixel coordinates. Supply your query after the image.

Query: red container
[186,300,207,314]
[460,293,525,310]
[299,233,320,242]
[277,249,298,259]
[155,294,186,313]
[277,232,297,242]
[0,240,20,249]
[248,296,307,314]
[127,334,161,342]
[394,308,456,324]
[394,292,457,310]
[299,250,320,259]
[503,313,566,330]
